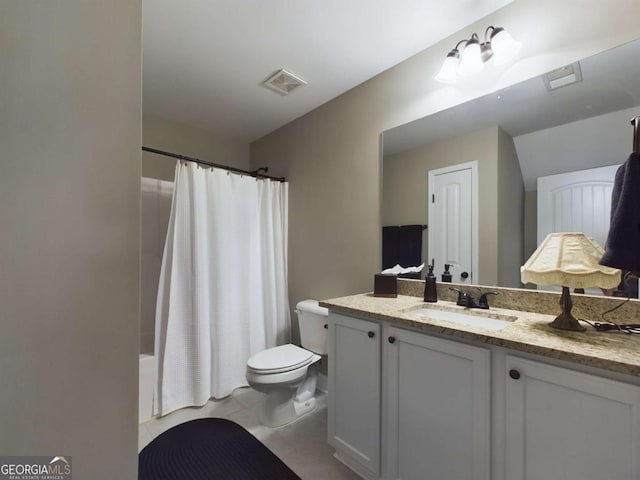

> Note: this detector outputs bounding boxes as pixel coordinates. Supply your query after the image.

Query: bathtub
[139,354,155,423]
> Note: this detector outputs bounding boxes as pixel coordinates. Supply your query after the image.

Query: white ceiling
[143,0,513,142]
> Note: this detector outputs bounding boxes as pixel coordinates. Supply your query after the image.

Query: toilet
[246,299,328,427]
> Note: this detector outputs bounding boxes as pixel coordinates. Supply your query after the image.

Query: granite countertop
[320,293,640,377]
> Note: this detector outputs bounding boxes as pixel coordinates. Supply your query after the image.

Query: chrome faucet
[450,288,498,309]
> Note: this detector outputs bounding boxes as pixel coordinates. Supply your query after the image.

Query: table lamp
[521,233,621,332]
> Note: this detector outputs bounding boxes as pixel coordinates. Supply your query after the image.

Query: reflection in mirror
[382,38,640,288]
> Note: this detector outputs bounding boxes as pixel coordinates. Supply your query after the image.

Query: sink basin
[407,307,517,331]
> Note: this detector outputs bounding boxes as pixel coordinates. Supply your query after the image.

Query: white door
[328,313,381,477]
[537,164,619,247]
[384,326,490,480]
[505,355,640,480]
[428,161,477,284]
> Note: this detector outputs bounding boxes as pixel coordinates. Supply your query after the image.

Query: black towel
[398,225,423,269]
[381,225,423,277]
[600,153,640,271]
[382,226,400,270]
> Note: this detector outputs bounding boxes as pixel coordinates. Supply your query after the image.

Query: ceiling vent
[543,62,583,91]
[262,69,307,96]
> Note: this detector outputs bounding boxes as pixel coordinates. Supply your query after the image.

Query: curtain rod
[142,146,286,182]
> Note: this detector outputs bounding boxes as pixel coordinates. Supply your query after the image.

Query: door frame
[427,160,479,283]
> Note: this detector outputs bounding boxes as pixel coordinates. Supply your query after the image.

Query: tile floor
[139,388,361,480]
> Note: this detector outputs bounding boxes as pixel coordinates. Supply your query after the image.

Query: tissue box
[374,273,397,298]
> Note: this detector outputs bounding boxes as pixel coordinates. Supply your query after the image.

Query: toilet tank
[296,299,328,355]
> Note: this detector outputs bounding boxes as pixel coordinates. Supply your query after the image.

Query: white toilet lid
[247,344,314,374]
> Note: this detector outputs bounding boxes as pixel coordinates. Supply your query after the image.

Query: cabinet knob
[509,369,521,380]
[368,331,375,338]
[388,336,396,344]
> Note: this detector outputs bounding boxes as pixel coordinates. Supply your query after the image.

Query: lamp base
[549,286,586,332]
[549,312,586,332]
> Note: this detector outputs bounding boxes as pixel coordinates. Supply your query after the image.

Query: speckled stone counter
[320,292,640,377]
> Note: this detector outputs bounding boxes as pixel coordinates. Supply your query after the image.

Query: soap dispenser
[424,264,438,302]
[441,264,452,283]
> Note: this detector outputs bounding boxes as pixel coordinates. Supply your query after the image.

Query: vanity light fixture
[520,233,621,332]
[435,25,522,84]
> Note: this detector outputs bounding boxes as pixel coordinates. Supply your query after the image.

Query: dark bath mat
[139,418,301,480]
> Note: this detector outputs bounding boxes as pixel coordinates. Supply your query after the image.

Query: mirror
[382,38,640,288]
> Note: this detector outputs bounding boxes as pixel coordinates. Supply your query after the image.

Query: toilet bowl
[246,300,328,427]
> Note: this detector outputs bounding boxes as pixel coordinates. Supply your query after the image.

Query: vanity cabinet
[328,312,490,480]
[328,309,640,480]
[504,355,640,480]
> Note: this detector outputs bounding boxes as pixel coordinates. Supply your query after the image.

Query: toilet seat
[247,344,315,375]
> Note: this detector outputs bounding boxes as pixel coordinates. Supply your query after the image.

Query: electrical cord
[579,293,640,334]
[582,319,640,334]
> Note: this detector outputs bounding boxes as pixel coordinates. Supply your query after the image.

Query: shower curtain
[154,162,290,416]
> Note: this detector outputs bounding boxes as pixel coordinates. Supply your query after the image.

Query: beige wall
[251,0,640,310]
[523,190,538,284]
[383,127,499,284]
[0,2,140,478]
[497,127,525,287]
[475,128,500,286]
[142,113,250,181]
[251,89,383,305]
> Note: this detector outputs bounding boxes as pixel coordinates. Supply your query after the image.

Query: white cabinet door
[328,313,381,477]
[505,355,640,480]
[384,327,491,480]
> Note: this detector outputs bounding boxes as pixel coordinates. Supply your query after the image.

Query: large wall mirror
[382,38,640,288]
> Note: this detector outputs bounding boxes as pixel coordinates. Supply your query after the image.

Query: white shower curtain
[154,162,290,416]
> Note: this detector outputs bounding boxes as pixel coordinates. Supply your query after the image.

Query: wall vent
[262,69,307,96]
[543,62,583,91]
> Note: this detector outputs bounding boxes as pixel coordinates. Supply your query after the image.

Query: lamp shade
[490,28,522,66]
[434,51,460,84]
[458,36,484,76]
[521,232,621,289]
